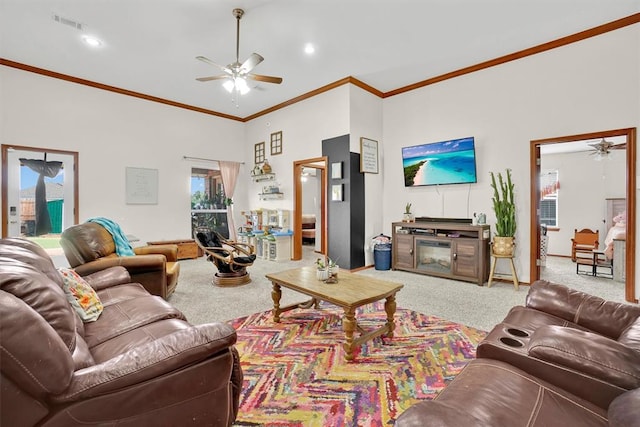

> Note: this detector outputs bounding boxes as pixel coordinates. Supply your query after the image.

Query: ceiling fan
[195,8,283,96]
[588,138,627,156]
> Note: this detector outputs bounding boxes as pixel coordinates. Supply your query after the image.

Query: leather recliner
[60,222,180,299]
[396,280,640,426]
[0,237,242,427]
[476,279,640,409]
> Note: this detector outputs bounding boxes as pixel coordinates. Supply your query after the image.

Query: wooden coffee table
[265,266,404,361]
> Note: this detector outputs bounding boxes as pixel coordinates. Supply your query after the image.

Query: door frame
[1,144,79,237]
[529,127,636,302]
[293,157,327,260]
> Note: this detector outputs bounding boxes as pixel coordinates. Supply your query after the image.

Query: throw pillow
[58,268,104,322]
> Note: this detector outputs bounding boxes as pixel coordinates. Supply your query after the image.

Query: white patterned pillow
[58,268,104,322]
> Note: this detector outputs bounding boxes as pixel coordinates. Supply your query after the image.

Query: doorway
[529,128,636,303]
[2,144,79,238]
[292,157,327,260]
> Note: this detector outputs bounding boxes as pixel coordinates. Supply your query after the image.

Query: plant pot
[316,268,330,281]
[329,264,339,278]
[493,236,515,256]
[402,213,414,223]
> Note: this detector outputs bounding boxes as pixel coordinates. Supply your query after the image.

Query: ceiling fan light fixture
[235,76,250,95]
[223,76,250,95]
[195,7,282,103]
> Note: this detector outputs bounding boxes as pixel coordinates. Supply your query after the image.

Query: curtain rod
[183,156,244,164]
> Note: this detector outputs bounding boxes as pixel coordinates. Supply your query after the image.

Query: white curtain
[219,161,241,240]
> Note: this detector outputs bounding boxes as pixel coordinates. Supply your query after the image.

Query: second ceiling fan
[196,8,283,94]
[588,138,627,155]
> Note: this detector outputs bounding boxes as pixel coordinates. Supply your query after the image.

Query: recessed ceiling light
[304,43,315,55]
[81,35,102,47]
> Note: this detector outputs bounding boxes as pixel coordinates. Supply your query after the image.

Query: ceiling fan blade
[196,56,231,73]
[240,53,264,74]
[611,143,627,150]
[196,75,229,82]
[247,73,283,84]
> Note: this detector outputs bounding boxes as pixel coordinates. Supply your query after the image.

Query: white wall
[542,150,626,256]
[243,85,350,222]
[0,66,244,243]
[382,24,640,285]
[349,85,384,264]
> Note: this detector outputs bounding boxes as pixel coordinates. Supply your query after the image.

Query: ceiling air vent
[52,14,84,31]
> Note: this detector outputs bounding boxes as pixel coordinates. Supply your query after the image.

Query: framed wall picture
[125,167,158,205]
[331,184,343,201]
[254,141,265,164]
[360,137,379,174]
[270,131,283,155]
[331,162,342,179]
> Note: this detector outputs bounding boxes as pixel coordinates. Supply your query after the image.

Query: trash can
[374,243,392,270]
[371,234,392,270]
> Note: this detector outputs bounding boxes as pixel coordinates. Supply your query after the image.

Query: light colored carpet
[48,246,627,332]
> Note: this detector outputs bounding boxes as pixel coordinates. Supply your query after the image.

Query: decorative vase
[251,164,262,176]
[402,213,414,223]
[492,236,515,256]
[316,268,329,281]
[262,160,272,174]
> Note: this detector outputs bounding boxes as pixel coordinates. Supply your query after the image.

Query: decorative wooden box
[147,239,202,260]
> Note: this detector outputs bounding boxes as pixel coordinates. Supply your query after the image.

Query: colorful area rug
[229,301,486,426]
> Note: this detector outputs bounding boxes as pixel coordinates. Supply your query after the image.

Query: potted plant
[315,258,329,281]
[403,203,414,223]
[489,168,516,256]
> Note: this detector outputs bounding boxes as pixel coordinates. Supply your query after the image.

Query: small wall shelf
[259,192,284,200]
[252,173,276,182]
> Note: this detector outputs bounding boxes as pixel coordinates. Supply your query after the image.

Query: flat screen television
[402,136,477,187]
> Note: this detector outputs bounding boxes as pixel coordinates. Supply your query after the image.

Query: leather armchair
[0,237,242,427]
[60,222,180,299]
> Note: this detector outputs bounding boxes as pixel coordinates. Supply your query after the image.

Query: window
[190,167,229,238]
[254,142,265,164]
[270,131,282,155]
[540,170,558,227]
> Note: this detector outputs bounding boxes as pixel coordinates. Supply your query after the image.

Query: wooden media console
[392,221,491,285]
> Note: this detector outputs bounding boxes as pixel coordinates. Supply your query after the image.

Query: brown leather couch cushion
[396,359,608,427]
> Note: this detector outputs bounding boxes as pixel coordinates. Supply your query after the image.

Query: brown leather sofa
[60,222,180,299]
[0,238,242,427]
[396,280,640,426]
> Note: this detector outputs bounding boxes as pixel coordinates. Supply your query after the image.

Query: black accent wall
[322,134,365,269]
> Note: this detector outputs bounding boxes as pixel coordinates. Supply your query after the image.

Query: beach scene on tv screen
[403,137,477,186]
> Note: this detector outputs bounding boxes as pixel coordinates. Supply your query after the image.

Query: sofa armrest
[529,325,640,390]
[135,244,178,262]
[526,280,640,338]
[72,254,166,275]
[82,266,132,291]
[396,400,487,426]
[53,323,237,403]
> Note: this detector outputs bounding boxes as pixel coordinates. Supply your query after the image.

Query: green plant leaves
[489,169,516,237]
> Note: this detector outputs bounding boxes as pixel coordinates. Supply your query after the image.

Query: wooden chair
[571,228,599,262]
[194,228,256,286]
